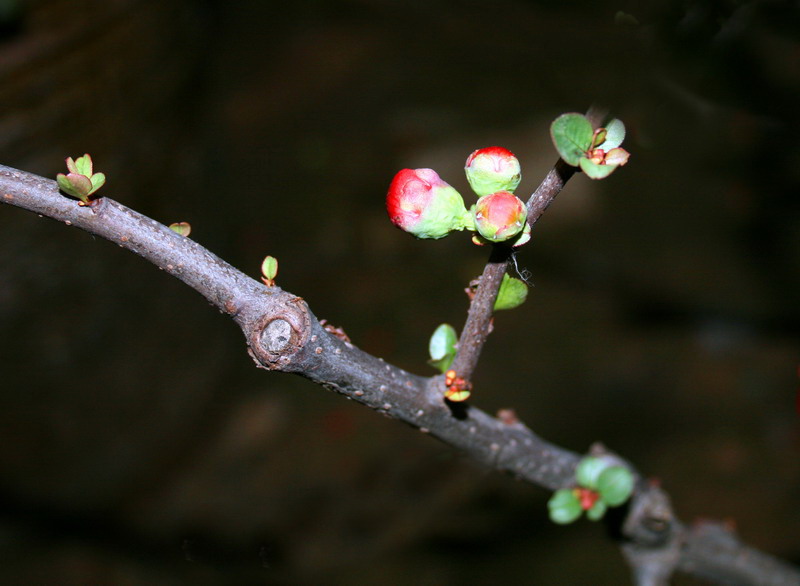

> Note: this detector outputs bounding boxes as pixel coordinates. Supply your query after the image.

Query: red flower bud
[386,168,470,239]
[472,190,527,243]
[464,146,521,196]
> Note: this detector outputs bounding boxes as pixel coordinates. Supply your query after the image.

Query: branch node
[261,318,292,353]
[245,295,311,370]
[624,483,677,548]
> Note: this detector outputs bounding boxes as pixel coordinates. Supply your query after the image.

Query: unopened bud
[386,168,471,239]
[472,190,527,243]
[464,146,521,196]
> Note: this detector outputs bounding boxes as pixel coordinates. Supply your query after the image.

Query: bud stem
[448,249,509,382]
[447,107,605,387]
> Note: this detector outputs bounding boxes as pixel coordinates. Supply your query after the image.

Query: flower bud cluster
[386,146,529,246]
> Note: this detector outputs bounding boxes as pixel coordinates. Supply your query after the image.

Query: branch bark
[2,164,798,585]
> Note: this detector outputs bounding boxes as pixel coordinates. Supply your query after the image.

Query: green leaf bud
[494,274,528,311]
[169,222,192,237]
[596,466,635,507]
[261,255,278,286]
[428,323,458,373]
[575,456,611,490]
[586,500,608,521]
[548,489,583,525]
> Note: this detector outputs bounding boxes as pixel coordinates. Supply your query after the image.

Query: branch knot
[245,295,310,370]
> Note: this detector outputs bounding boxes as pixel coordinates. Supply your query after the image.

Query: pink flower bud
[386,168,470,239]
[472,190,527,243]
[464,146,521,196]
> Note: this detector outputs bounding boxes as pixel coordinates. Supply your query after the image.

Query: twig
[447,106,604,387]
[2,164,798,585]
[447,157,575,384]
[447,246,509,382]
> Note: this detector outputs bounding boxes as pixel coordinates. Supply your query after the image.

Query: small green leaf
[597,466,634,507]
[429,355,455,373]
[591,128,608,149]
[586,500,608,521]
[56,174,75,195]
[261,255,279,281]
[428,323,457,373]
[550,113,593,166]
[169,222,192,237]
[88,172,106,195]
[548,489,583,525]
[597,119,625,150]
[579,157,618,180]
[74,154,93,177]
[65,157,79,175]
[57,172,92,200]
[575,456,611,490]
[494,274,528,311]
[58,155,105,201]
[428,323,457,361]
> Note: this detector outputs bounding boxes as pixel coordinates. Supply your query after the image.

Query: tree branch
[2,164,798,585]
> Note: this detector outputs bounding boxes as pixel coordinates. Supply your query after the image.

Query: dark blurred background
[0,0,798,584]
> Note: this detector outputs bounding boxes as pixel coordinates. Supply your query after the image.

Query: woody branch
[1,164,798,585]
